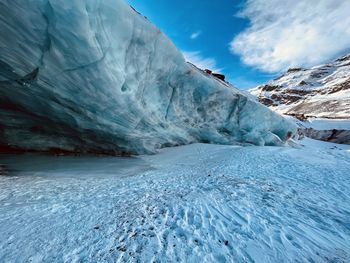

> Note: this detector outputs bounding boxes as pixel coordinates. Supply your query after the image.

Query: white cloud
[182,51,222,72]
[230,0,350,72]
[190,31,201,40]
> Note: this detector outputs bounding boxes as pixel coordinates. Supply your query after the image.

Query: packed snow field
[1,140,350,262]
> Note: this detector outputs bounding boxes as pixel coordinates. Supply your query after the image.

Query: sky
[127,0,350,89]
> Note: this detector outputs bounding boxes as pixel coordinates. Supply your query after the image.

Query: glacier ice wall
[0,0,297,155]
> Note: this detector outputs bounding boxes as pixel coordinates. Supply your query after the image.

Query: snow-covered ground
[301,118,350,130]
[1,141,350,262]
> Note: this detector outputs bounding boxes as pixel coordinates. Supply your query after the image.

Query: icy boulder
[0,0,296,155]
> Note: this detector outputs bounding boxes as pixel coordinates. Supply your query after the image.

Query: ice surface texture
[1,141,350,262]
[0,0,296,154]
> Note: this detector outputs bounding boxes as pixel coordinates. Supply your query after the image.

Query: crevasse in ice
[0,0,296,154]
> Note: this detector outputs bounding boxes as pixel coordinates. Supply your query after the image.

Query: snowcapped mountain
[250,54,350,119]
[0,0,295,155]
[250,54,350,144]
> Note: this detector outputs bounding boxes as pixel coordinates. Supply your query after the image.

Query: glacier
[0,0,296,155]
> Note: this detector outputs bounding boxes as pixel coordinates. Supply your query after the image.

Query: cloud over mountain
[230,0,350,72]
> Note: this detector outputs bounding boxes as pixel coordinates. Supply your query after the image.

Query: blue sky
[127,0,350,90]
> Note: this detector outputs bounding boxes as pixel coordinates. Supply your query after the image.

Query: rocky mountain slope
[250,54,350,119]
[0,0,295,155]
[250,54,350,144]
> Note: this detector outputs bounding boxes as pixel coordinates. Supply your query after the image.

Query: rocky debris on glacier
[203,69,226,82]
[250,54,350,144]
[0,0,296,155]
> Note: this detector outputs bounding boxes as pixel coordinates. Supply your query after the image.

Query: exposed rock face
[303,129,350,144]
[250,54,350,119]
[0,0,296,155]
[294,117,350,145]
